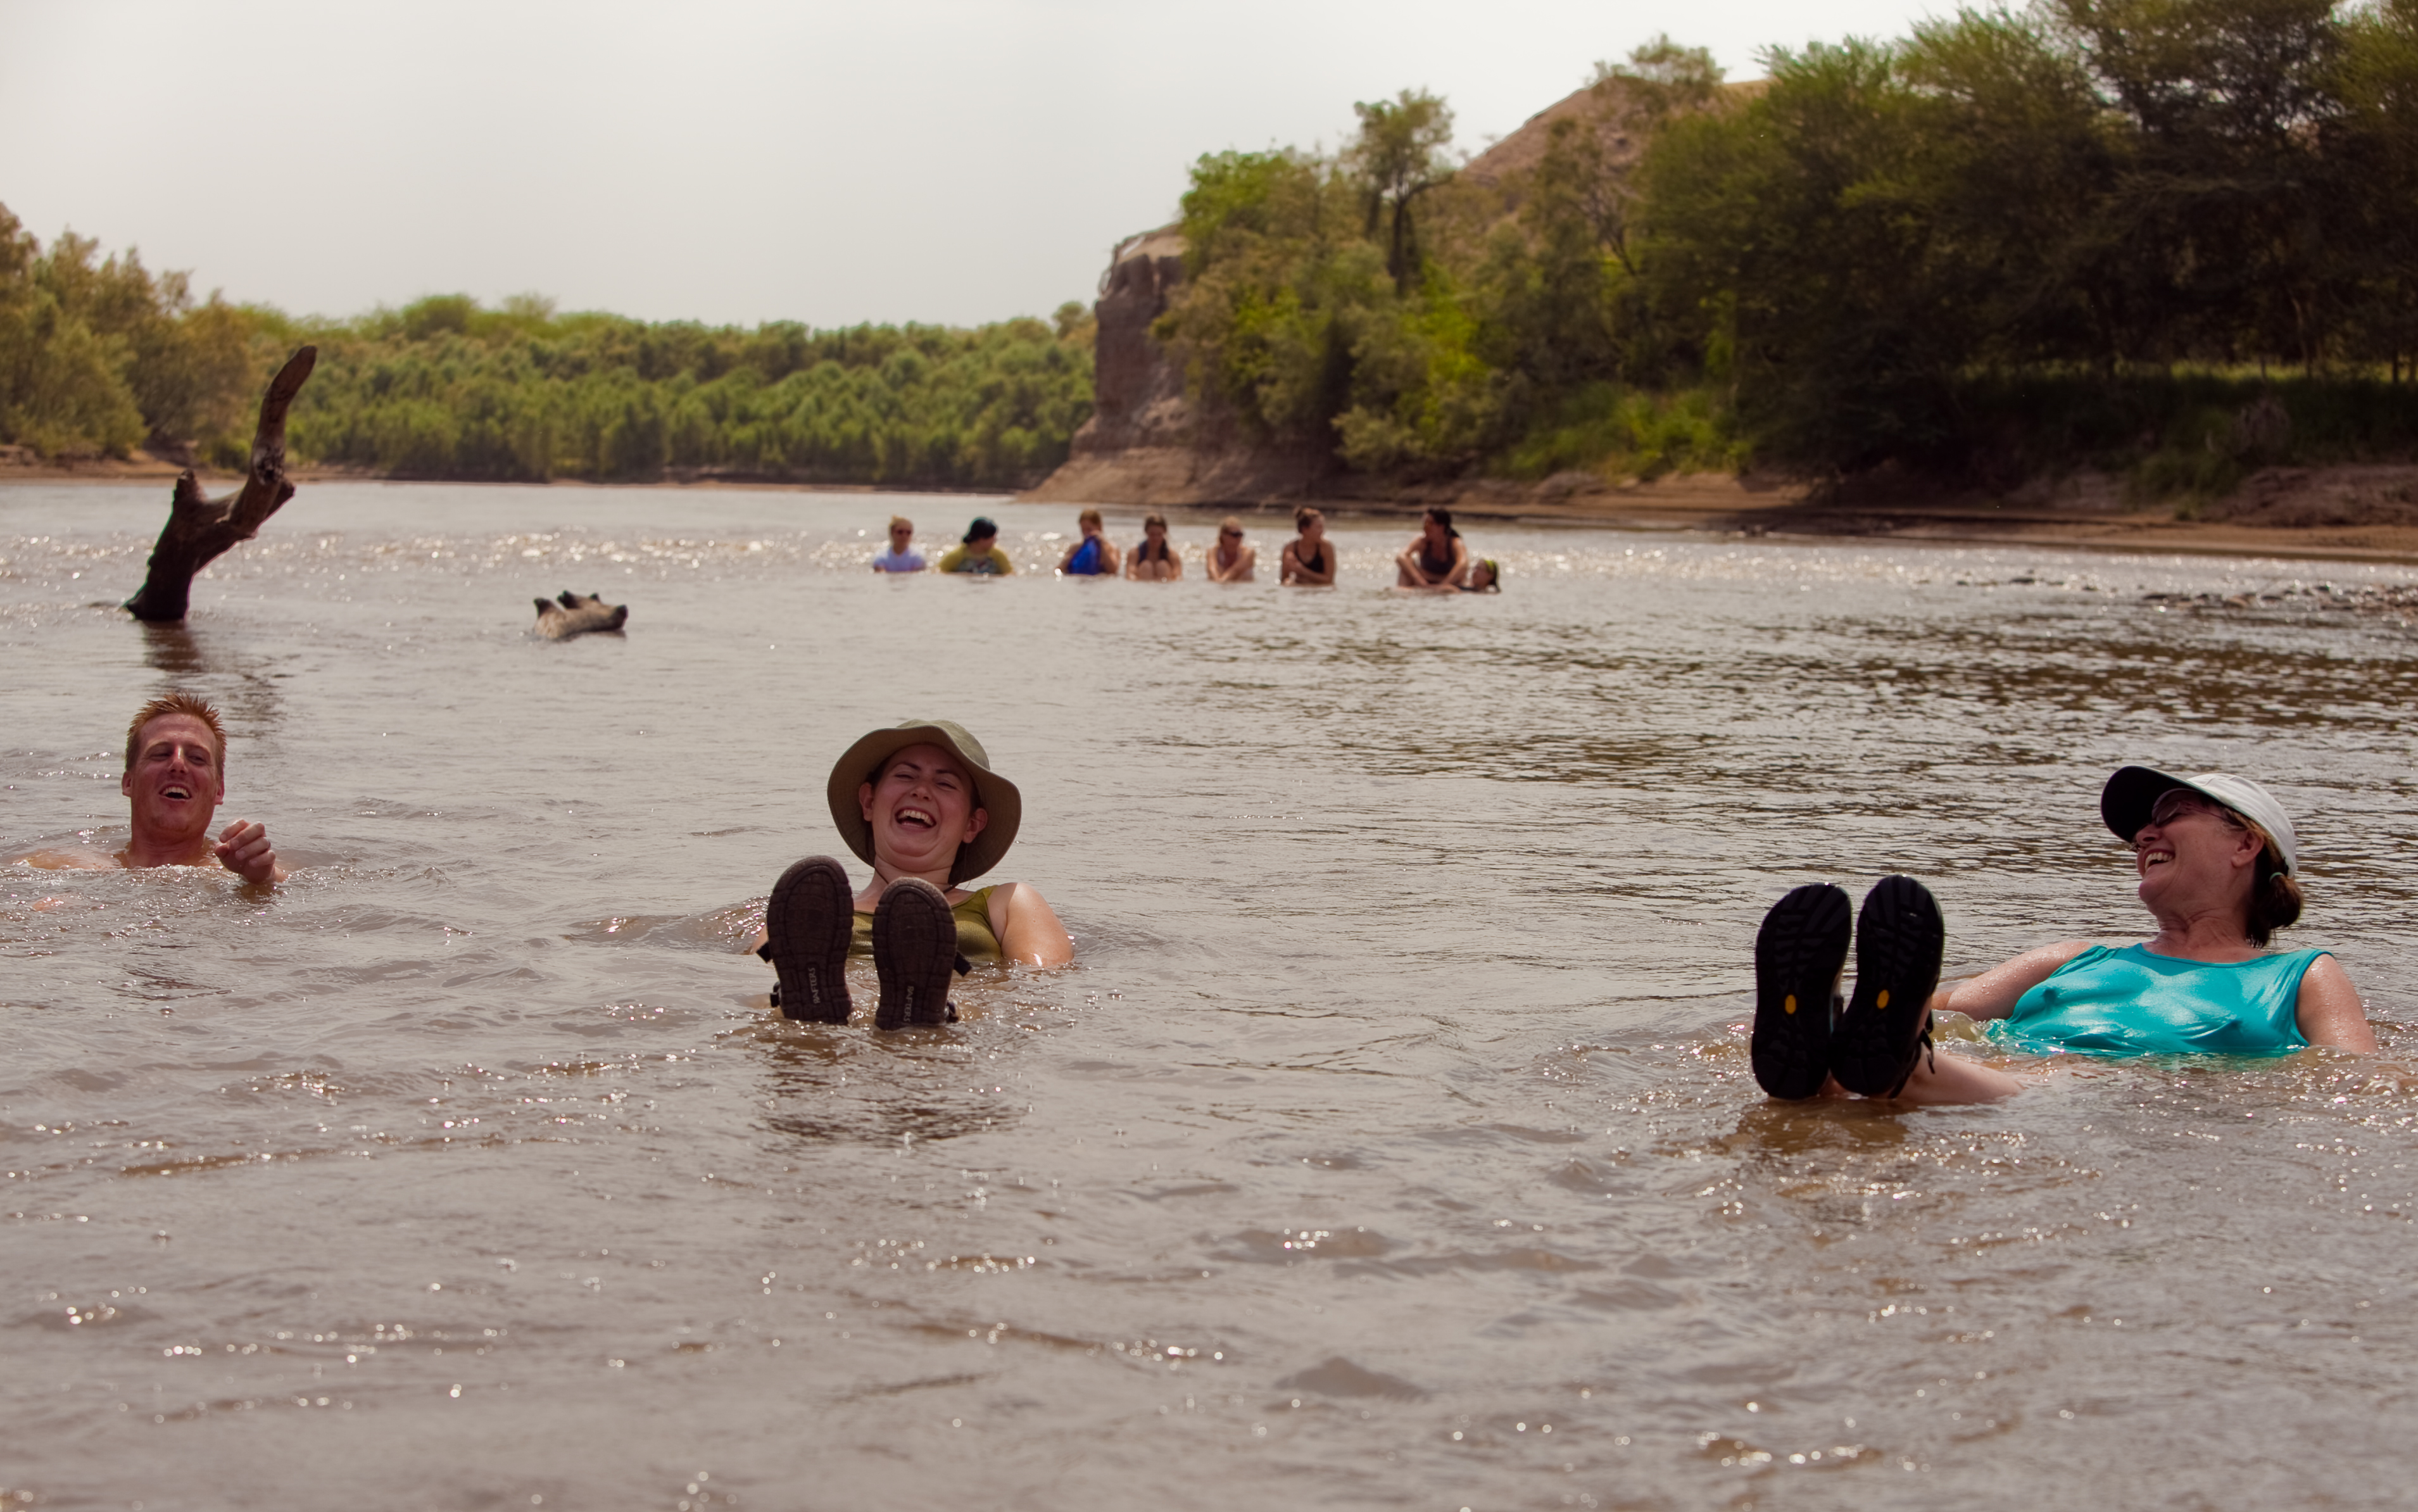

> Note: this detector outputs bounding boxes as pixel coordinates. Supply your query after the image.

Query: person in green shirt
[936,517,1014,576]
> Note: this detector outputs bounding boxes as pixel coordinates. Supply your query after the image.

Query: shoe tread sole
[768,857,853,1024]
[1832,876,1946,1098]
[1752,883,1852,1100]
[872,878,959,1030]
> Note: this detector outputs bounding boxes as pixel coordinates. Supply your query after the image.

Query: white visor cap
[2101,766,2300,875]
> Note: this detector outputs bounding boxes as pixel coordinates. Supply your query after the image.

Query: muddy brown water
[4,484,2417,1510]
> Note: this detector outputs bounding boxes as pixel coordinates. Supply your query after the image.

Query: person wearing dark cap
[1748,766,2376,1106]
[938,517,1015,576]
[749,719,1071,1028]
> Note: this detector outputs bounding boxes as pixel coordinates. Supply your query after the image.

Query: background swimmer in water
[1126,513,1182,581]
[1280,507,1335,586]
[1205,517,1257,583]
[1057,508,1121,576]
[1395,508,1468,589]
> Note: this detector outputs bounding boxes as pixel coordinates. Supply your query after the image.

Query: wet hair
[2196,802,2303,946]
[1424,506,1459,538]
[1470,558,1501,590]
[1138,512,1173,561]
[1294,506,1323,531]
[124,691,225,774]
[2240,821,2303,946]
[1078,508,1103,529]
[964,517,998,543]
[888,515,912,533]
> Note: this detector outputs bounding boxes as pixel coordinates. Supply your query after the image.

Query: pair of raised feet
[762,857,965,1030]
[1752,875,1946,1100]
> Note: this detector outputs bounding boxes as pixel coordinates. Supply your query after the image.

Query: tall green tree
[1347,90,1458,294]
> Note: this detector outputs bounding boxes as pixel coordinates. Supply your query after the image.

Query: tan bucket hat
[825,718,1022,885]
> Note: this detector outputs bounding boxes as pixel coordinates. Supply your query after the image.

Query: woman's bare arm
[1929,940,2095,1021]
[990,882,1074,967]
[2297,954,2378,1051]
[1284,542,1335,586]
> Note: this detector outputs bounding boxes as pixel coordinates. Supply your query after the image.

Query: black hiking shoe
[1830,875,1945,1098]
[871,877,960,1030]
[765,856,854,1024]
[1751,883,1853,1099]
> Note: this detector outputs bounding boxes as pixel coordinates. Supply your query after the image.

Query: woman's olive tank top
[849,886,1002,963]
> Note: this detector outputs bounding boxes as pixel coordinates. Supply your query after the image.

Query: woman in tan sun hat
[750,719,1072,1029]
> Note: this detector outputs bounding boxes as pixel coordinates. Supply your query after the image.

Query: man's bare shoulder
[16,848,122,872]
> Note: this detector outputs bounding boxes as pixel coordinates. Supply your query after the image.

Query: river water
[4,482,2416,1510]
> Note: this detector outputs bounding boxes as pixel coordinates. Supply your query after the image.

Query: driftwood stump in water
[123,346,317,622]
[534,589,630,639]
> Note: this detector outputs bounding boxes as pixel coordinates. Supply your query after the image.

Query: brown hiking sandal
[871,877,960,1030]
[765,856,854,1024]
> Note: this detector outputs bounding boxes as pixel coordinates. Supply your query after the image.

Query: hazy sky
[1,0,1945,328]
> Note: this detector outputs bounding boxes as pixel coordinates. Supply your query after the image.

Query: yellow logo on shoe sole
[1784,995,1797,1015]
[1877,989,1891,1008]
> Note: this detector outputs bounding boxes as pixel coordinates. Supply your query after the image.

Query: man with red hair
[25,692,282,885]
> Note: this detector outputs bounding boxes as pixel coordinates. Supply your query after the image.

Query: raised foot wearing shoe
[765,856,853,1024]
[872,876,962,1030]
[1751,882,1853,1100]
[1830,874,1946,1098]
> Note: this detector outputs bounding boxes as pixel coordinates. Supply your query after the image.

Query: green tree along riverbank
[1159,0,2418,498]
[0,203,1095,489]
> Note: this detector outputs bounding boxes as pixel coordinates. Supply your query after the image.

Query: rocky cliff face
[1075,227,1188,456]
[1022,80,1671,509]
[1026,226,1332,506]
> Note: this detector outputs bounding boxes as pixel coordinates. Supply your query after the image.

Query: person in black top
[1126,512,1183,581]
[1395,507,1468,589]
[1280,506,1335,586]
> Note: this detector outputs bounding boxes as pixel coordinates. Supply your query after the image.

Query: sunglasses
[1220,529,1242,538]
[2148,790,2238,829]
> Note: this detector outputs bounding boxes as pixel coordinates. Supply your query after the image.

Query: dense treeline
[1161,0,2418,491]
[0,203,1095,488]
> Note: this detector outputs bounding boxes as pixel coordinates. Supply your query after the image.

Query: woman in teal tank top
[1988,943,2328,1056]
[1749,765,2376,1107]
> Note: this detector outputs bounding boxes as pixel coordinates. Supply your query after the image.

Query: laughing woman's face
[860,743,988,876]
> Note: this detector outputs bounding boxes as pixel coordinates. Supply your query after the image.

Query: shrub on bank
[0,209,1096,491]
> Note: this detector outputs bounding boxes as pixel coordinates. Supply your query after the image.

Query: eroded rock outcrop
[1022,228,1332,507]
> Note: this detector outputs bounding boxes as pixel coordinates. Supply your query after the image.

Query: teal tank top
[1985,943,2325,1057]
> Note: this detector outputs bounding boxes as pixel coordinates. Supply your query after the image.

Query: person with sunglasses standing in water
[1205,517,1257,583]
[871,516,926,572]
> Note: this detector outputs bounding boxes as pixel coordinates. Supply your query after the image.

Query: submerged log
[123,346,317,622]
